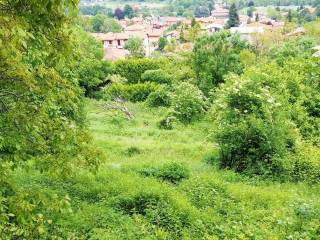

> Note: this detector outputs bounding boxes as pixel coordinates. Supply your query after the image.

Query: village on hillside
[89,2,290,61]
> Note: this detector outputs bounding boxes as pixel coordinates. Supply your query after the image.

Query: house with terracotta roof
[212,7,229,20]
[92,27,163,60]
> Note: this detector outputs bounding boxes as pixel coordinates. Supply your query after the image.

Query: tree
[194,6,210,18]
[124,37,145,58]
[124,4,135,19]
[102,17,122,33]
[191,17,197,27]
[193,31,249,93]
[208,2,214,13]
[287,9,292,22]
[158,37,168,51]
[248,0,255,7]
[247,6,254,17]
[114,8,125,20]
[227,3,240,28]
[91,14,105,32]
[255,13,260,21]
[75,30,113,97]
[0,0,102,237]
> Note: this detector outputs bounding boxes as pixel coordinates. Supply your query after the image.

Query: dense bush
[193,31,249,93]
[114,58,164,83]
[115,189,195,237]
[141,69,172,85]
[104,82,160,102]
[157,116,176,130]
[140,162,190,184]
[146,87,171,107]
[213,73,298,177]
[268,37,315,66]
[171,83,206,123]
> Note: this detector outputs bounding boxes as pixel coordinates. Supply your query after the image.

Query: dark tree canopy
[114,8,125,20]
[227,3,240,28]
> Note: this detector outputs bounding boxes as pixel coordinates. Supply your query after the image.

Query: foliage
[141,69,172,85]
[213,72,298,177]
[114,8,125,20]
[104,82,160,102]
[158,36,168,51]
[171,83,206,124]
[84,14,122,33]
[114,58,163,83]
[268,37,315,66]
[227,3,240,28]
[194,6,210,18]
[124,4,135,19]
[124,37,145,58]
[193,31,249,93]
[140,162,190,184]
[158,116,176,130]
[146,87,171,107]
[0,0,103,238]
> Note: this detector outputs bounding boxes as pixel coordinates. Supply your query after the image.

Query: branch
[105,97,134,120]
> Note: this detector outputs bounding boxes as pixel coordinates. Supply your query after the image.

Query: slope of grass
[13,99,320,239]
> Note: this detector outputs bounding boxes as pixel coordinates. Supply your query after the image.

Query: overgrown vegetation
[1,0,320,238]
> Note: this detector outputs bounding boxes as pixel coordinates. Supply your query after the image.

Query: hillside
[12,100,320,238]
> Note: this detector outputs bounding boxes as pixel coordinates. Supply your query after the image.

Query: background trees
[192,31,249,93]
[124,37,146,58]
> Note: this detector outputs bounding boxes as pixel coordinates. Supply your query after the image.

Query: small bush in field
[157,116,176,130]
[171,82,206,124]
[146,87,171,107]
[139,162,190,184]
[116,191,161,215]
[203,151,219,165]
[157,163,190,184]
[141,69,172,85]
[115,190,194,237]
[103,82,159,102]
[125,146,141,157]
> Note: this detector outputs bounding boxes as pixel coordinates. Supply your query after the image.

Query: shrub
[290,143,320,183]
[114,58,163,83]
[115,189,195,237]
[213,74,298,177]
[116,191,162,215]
[157,116,176,130]
[171,83,206,124]
[139,162,190,184]
[141,69,172,85]
[156,163,190,184]
[125,146,141,157]
[146,87,171,107]
[104,82,160,102]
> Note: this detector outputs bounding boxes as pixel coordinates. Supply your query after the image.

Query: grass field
[14,99,320,239]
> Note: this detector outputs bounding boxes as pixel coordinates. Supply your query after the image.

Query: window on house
[117,40,121,46]
[109,40,112,45]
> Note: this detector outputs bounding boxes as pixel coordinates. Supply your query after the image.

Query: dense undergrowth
[8,101,320,239]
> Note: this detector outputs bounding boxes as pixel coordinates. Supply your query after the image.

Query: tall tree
[227,3,240,28]
[114,8,125,20]
[124,4,135,19]
[287,9,292,22]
